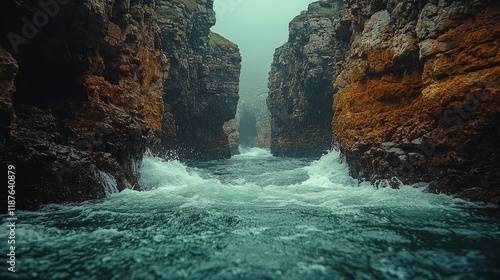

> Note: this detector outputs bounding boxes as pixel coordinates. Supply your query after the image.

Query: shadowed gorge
[238,108,257,147]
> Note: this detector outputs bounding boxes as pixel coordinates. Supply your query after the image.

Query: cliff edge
[332,0,500,203]
[267,0,344,157]
[158,0,241,160]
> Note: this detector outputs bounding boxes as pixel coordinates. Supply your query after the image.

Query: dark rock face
[158,0,241,160]
[0,0,167,209]
[332,0,500,203]
[0,48,16,145]
[267,0,343,157]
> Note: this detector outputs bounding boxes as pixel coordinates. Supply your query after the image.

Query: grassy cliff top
[291,0,342,23]
[210,32,238,49]
[159,0,199,20]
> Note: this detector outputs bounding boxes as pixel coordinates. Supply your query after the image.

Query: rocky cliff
[0,0,167,209]
[267,0,344,157]
[332,0,500,203]
[158,0,241,160]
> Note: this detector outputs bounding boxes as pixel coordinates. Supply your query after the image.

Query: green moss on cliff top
[291,1,342,23]
[160,7,182,20]
[172,0,198,11]
[210,32,238,49]
[158,0,198,21]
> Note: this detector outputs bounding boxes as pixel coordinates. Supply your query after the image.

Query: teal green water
[2,147,500,279]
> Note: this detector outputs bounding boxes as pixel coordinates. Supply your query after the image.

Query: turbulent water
[2,147,500,279]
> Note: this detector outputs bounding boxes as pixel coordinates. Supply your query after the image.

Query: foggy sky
[211,0,316,94]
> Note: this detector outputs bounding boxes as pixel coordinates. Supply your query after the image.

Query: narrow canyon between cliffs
[0,0,499,279]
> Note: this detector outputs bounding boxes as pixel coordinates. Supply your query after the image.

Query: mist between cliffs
[212,0,318,153]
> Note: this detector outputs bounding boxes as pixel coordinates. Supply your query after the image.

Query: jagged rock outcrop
[267,0,343,157]
[332,0,500,203]
[158,0,241,160]
[0,0,167,209]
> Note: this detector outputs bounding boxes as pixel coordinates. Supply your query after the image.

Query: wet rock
[0,0,168,209]
[332,0,500,203]
[158,0,241,160]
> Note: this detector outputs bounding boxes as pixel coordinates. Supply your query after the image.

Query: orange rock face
[0,0,168,209]
[333,1,500,203]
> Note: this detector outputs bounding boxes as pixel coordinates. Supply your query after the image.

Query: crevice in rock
[239,108,257,147]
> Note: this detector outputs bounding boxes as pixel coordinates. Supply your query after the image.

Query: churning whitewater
[2,148,499,279]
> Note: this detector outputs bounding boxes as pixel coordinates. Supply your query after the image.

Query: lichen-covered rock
[267,0,344,157]
[0,0,168,209]
[158,0,241,160]
[332,0,500,203]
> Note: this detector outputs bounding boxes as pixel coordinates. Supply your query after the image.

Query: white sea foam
[127,148,470,212]
[104,148,472,218]
[5,148,499,280]
[236,145,273,158]
[99,171,119,196]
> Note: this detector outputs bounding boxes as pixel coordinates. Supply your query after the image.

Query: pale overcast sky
[211,0,316,92]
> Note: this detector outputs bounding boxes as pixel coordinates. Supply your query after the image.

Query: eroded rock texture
[158,0,241,160]
[267,0,343,157]
[0,0,167,209]
[333,0,500,203]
